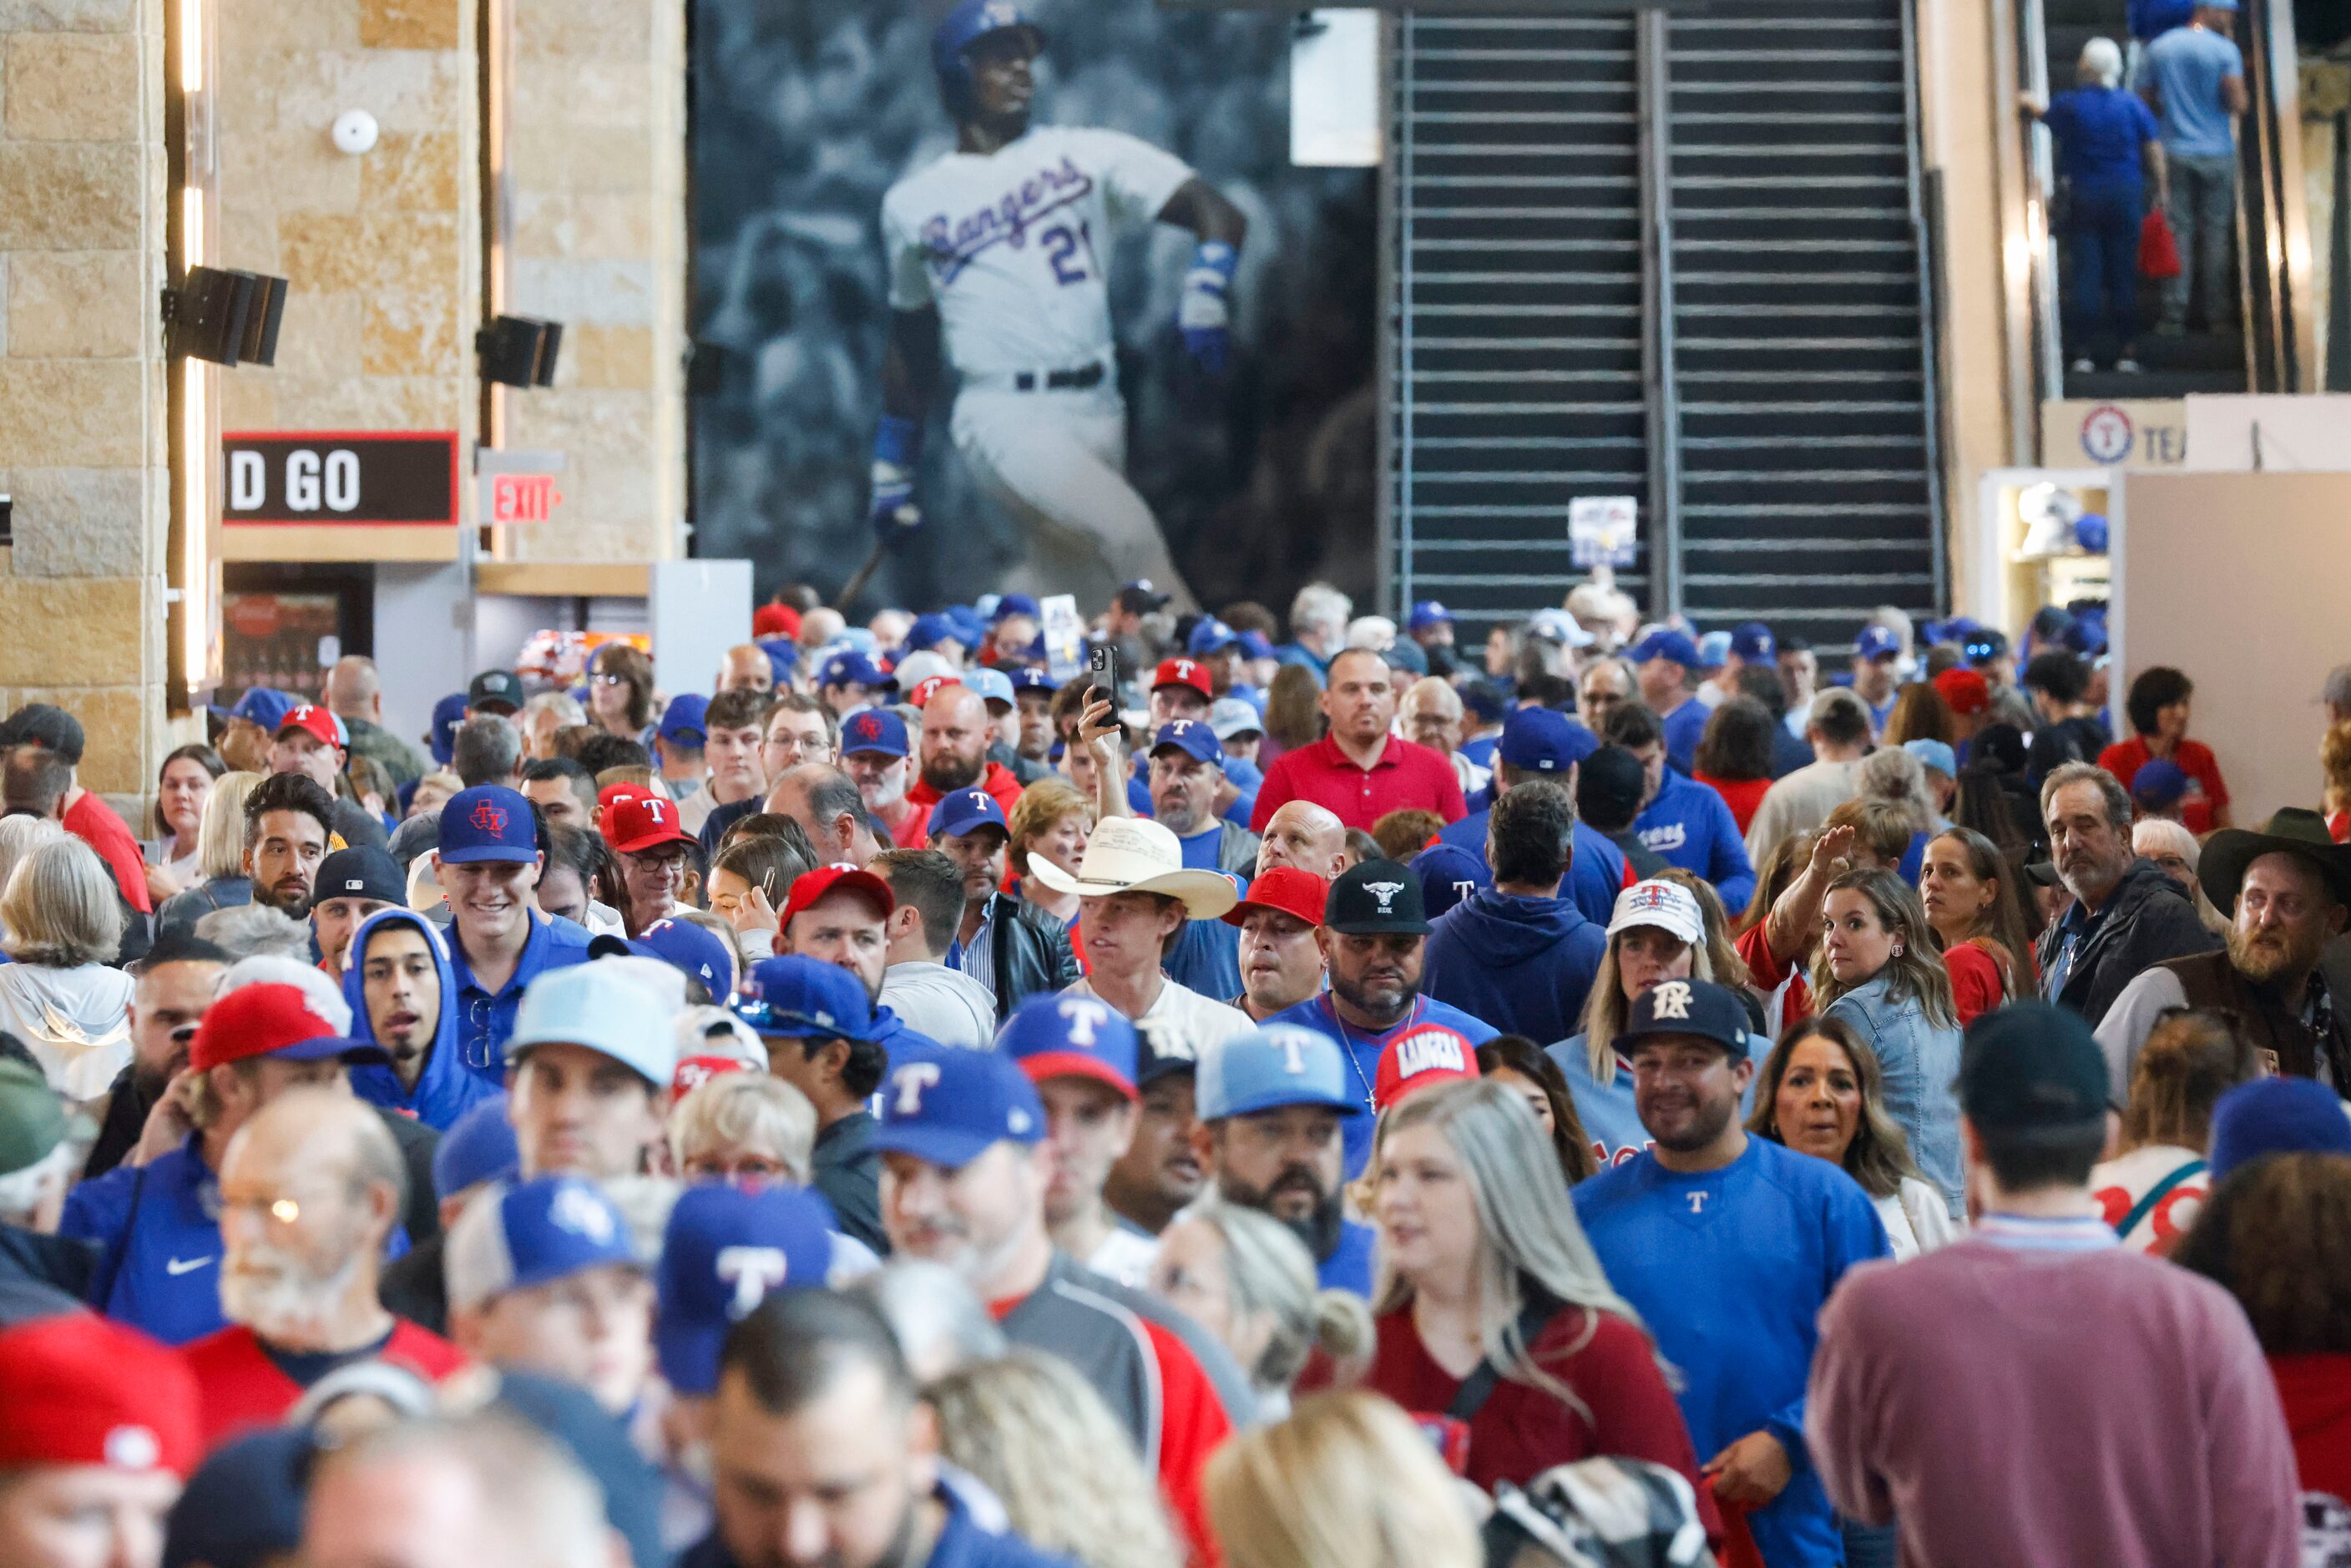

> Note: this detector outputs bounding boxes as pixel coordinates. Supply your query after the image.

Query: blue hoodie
[1661,697,1710,776]
[1411,812,1627,927]
[1633,771,1757,912]
[342,908,502,1133]
[1422,890,1607,1046]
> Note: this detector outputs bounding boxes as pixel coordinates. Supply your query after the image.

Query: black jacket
[983,894,1084,1022]
[2036,857,2222,1026]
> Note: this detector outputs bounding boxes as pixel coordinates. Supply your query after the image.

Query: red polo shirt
[1249,734,1467,833]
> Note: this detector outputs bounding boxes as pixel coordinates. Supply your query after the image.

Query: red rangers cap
[0,1313,200,1477]
[275,703,346,754]
[189,983,389,1073]
[908,674,961,711]
[1221,866,1330,929]
[1152,658,1212,699]
[670,1054,752,1107]
[1373,1023,1480,1111]
[780,864,894,931]
[604,792,696,856]
[1932,667,1991,718]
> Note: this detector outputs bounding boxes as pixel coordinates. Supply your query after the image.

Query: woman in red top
[1916,827,2036,1022]
[1364,1078,1711,1512]
[1692,697,1776,836]
[2097,666,2232,836]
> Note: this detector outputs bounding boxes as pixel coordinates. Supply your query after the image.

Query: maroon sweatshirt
[1807,1217,2298,1568]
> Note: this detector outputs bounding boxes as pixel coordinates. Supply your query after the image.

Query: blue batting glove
[868,415,923,547]
[1179,241,1237,373]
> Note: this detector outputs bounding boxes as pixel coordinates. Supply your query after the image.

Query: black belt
[1013,364,1105,392]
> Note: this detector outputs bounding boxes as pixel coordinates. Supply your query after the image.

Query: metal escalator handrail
[2017,0,2065,407]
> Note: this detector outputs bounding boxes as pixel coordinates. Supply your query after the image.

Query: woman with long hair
[1693,697,1776,836]
[1879,682,1957,749]
[1475,1035,1597,1185]
[1549,879,1763,1166]
[1812,868,1964,1218]
[585,642,657,746]
[1007,777,1093,927]
[2091,1010,2260,1255]
[143,743,225,902]
[1150,1200,1375,1419]
[153,770,262,934]
[1749,1016,1958,1259]
[1261,664,1325,759]
[1365,1080,1706,1498]
[1917,827,2035,1019]
[1653,868,1757,1019]
[1205,1392,1484,1568]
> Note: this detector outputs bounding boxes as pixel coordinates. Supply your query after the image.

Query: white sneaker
[2069,357,2096,373]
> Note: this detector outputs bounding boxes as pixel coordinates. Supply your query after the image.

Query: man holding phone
[82,932,230,1179]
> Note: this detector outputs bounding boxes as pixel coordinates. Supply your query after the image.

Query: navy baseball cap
[655,1185,834,1396]
[999,992,1139,1099]
[1407,599,1453,633]
[1855,625,1903,661]
[871,1045,1044,1170]
[467,670,525,714]
[164,1427,316,1568]
[1958,1002,2107,1138]
[1729,621,1776,662]
[315,846,403,906]
[927,787,1009,842]
[1150,719,1223,767]
[1497,707,1598,775]
[1459,680,1508,724]
[903,613,960,653]
[444,1176,640,1314]
[1628,629,1701,669]
[1963,626,2010,665]
[1612,977,1748,1058]
[839,707,909,760]
[732,956,872,1041]
[1196,1025,1365,1120]
[428,692,468,766]
[634,918,734,994]
[820,651,895,693]
[993,593,1041,623]
[437,786,541,864]
[659,694,710,749]
[1186,618,1242,658]
[432,1095,518,1198]
[1012,668,1059,695]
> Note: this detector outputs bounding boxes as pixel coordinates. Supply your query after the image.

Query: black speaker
[477,316,564,388]
[165,266,288,367]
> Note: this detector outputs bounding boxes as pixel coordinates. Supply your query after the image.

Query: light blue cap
[1196,1025,1366,1121]
[1903,738,1958,778]
[508,964,680,1090]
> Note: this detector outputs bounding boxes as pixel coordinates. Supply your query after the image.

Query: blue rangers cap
[731,956,873,1041]
[655,1185,834,1395]
[993,593,1041,624]
[1729,621,1776,662]
[432,1095,519,1198]
[819,651,896,694]
[428,692,468,766]
[1196,1025,1366,1121]
[1855,625,1903,662]
[1011,667,1059,695]
[999,992,1139,1099]
[1627,628,1701,669]
[1150,718,1224,767]
[928,787,1009,842]
[1497,707,1598,775]
[1407,599,1453,633]
[229,687,298,732]
[658,694,709,749]
[438,786,540,864]
[1186,618,1242,658]
[902,613,961,655]
[838,707,910,760]
[444,1176,640,1314]
[633,918,735,994]
[871,1044,1044,1170]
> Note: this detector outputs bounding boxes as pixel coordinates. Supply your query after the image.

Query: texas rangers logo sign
[469,798,508,834]
[1363,880,1405,914]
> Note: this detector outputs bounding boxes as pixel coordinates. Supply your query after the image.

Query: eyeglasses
[594,670,630,686]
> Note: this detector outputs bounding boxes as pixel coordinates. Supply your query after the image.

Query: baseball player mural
[870,0,1249,610]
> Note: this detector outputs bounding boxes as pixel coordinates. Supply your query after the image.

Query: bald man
[894,685,1024,848]
[180,1090,465,1445]
[797,607,847,650]
[716,644,776,695]
[1255,801,1349,881]
[324,655,429,789]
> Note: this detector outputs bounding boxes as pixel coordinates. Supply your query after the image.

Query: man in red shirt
[3,701,152,915]
[1250,649,1466,833]
[897,684,1024,847]
[180,1088,465,1449]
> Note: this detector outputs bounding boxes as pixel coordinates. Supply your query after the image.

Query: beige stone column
[0,0,175,812]
[498,0,685,570]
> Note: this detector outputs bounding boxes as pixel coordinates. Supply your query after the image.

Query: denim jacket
[1825,974,1964,1217]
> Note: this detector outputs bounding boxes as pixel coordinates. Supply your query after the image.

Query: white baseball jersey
[883,126,1196,377]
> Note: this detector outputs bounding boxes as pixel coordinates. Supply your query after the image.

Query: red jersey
[179,1319,467,1449]
[2097,736,2229,837]
[1696,774,1772,837]
[1942,940,2005,1024]
[1249,735,1467,833]
[898,762,1026,848]
[63,791,153,913]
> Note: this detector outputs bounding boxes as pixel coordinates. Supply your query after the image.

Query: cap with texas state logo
[839,708,910,761]
[439,786,540,864]
[1373,1023,1481,1110]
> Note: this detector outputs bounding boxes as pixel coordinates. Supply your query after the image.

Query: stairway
[1387,13,1648,635]
[1666,2,1940,637]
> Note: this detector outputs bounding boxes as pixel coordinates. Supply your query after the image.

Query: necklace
[1322,994,1423,1109]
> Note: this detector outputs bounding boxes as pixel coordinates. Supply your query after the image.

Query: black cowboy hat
[2197,807,2351,917]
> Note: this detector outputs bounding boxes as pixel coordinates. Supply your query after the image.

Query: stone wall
[499,0,685,566]
[0,0,174,803]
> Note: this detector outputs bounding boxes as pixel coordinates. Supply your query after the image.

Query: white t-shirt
[1085,1227,1161,1291]
[1874,1178,1964,1262]
[882,126,1196,377]
[1065,974,1255,1071]
[2091,1143,2210,1254]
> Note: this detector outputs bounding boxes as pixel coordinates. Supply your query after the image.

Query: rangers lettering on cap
[1395,1027,1466,1077]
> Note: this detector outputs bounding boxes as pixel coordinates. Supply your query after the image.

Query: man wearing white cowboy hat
[1029,817,1255,1069]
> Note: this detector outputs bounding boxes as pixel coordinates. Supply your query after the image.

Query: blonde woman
[1205,1391,1483,1568]
[1366,1080,1703,1498]
[154,770,263,934]
[1150,1199,1374,1419]
[668,1071,879,1277]
[1546,879,1767,1166]
[1007,777,1092,927]
[1812,867,1964,1218]
[0,837,133,1095]
[930,1350,1185,1568]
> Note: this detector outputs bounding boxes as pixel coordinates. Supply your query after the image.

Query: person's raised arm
[1763,823,1855,965]
[1079,695,1132,825]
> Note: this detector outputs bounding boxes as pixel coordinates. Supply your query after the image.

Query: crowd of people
[3,572,2349,1568]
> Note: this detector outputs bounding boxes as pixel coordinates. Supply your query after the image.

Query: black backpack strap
[1447,1291,1562,1424]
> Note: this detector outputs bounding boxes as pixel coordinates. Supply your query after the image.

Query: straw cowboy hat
[1026,817,1238,920]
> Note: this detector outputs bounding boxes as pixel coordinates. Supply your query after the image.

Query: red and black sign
[222,431,459,525]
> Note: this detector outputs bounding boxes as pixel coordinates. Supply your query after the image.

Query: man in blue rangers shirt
[1629,629,1711,776]
[1603,701,1758,911]
[685,1287,1072,1568]
[1191,1024,1376,1297]
[1411,706,1626,926]
[433,784,591,1080]
[1575,978,1890,1567]
[1265,859,1497,1180]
